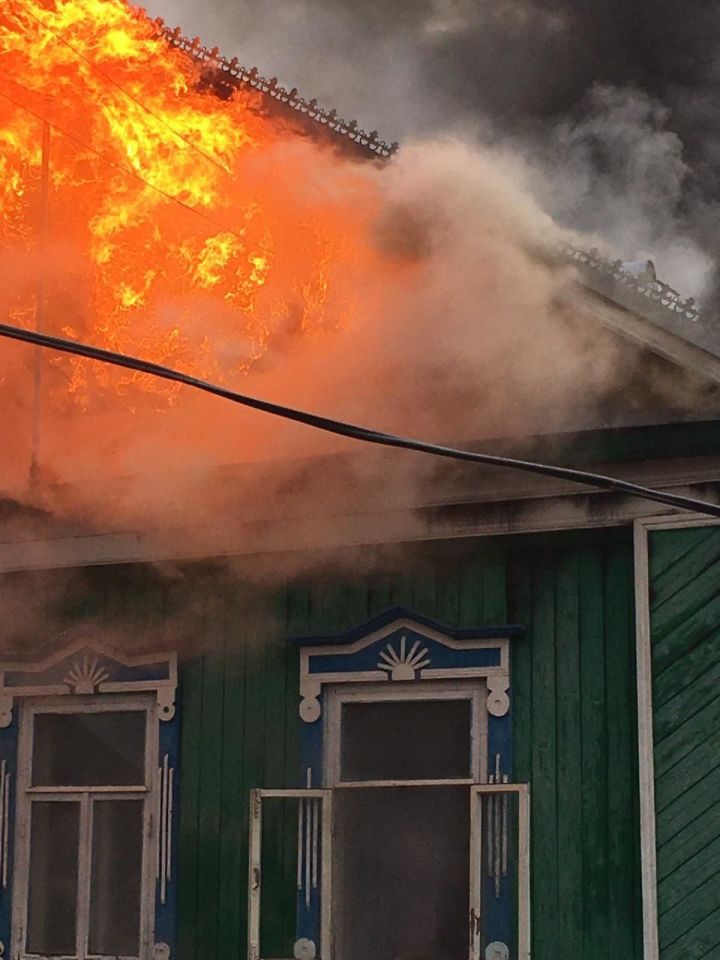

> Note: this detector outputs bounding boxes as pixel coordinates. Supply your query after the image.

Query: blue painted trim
[487,711,512,778]
[289,606,525,646]
[297,694,325,948]
[154,702,180,955]
[296,850,321,945]
[485,708,513,950]
[0,718,18,955]
[299,712,324,789]
[308,633,503,674]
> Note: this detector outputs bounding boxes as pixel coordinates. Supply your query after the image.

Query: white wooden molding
[0,630,177,727]
[298,617,511,723]
[248,789,333,960]
[633,512,720,960]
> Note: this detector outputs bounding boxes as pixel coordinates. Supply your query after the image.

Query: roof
[555,243,720,385]
[560,244,718,353]
[157,19,720,383]
[154,19,399,160]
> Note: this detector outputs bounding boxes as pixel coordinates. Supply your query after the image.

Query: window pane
[32,711,146,786]
[89,799,144,958]
[341,699,472,781]
[336,786,470,960]
[27,801,79,956]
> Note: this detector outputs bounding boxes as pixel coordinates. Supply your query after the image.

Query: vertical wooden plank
[243,588,270,954]
[434,555,461,627]
[177,644,205,960]
[528,557,559,960]
[343,579,371,624]
[578,549,608,960]
[481,553,508,623]
[605,545,642,959]
[554,553,584,958]
[195,588,227,960]
[508,556,532,786]
[262,587,295,957]
[217,583,248,960]
[366,571,393,619]
[410,561,437,620]
[388,564,416,611]
[458,553,486,626]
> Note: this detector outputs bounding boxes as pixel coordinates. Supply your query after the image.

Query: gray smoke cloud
[142,0,720,303]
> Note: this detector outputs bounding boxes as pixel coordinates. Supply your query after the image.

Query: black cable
[1,321,719,519]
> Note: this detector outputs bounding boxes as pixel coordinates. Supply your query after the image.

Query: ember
[0,0,381,408]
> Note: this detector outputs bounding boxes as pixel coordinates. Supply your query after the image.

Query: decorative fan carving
[377,634,431,680]
[63,656,110,694]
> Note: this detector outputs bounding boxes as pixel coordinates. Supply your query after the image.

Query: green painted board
[650,527,720,960]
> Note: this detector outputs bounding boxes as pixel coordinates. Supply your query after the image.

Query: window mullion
[76,792,93,960]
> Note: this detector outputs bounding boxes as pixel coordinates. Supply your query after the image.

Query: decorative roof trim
[155,20,399,160]
[559,243,704,325]
[154,23,717,354]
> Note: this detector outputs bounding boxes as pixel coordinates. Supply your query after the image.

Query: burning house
[1,2,720,960]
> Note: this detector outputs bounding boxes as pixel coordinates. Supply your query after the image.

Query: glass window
[32,711,146,786]
[20,704,151,959]
[89,799,144,956]
[336,785,470,960]
[27,801,80,956]
[340,698,472,781]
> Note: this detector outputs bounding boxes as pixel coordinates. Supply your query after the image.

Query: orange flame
[0,0,381,408]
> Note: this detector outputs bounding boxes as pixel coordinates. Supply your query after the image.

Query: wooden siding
[509,540,641,960]
[650,526,720,959]
[171,534,641,960]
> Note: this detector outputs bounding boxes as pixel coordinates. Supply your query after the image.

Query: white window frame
[324,679,488,789]
[248,788,333,960]
[326,679,499,960]
[12,693,159,960]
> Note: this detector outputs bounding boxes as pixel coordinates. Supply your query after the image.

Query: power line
[1,320,719,520]
[0,87,265,252]
[11,0,233,176]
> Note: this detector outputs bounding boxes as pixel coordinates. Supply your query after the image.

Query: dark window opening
[341,698,472,781]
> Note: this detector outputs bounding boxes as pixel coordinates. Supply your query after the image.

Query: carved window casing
[0,634,178,960]
[249,607,530,960]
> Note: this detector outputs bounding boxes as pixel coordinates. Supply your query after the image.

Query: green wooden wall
[650,526,720,959]
[510,540,641,960]
[172,532,642,960]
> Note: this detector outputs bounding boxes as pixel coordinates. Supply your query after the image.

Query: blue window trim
[0,637,179,960]
[289,607,525,957]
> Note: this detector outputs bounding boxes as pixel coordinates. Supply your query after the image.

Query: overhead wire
[1,321,719,520]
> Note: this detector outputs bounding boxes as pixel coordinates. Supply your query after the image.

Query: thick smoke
[145,0,720,302]
[2,0,717,545]
[2,0,719,645]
